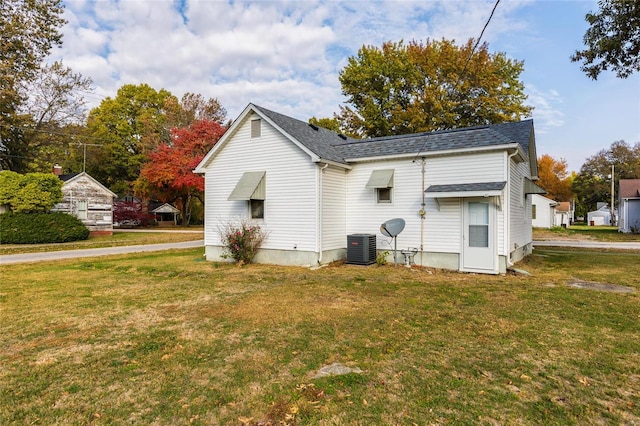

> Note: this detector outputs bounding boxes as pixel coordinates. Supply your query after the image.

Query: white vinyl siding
[509,158,532,251]
[346,151,506,255]
[321,166,347,250]
[203,113,317,251]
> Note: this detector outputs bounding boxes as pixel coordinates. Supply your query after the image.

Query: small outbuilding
[52,170,117,235]
[587,204,613,226]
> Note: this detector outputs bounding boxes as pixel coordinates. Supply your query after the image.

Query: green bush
[0,212,90,244]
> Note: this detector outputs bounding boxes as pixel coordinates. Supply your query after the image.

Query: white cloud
[51,0,637,173]
[525,84,564,133]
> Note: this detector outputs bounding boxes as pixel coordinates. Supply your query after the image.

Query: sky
[50,0,640,173]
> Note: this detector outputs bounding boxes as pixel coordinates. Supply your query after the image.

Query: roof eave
[344,143,522,163]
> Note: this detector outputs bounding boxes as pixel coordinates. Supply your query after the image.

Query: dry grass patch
[1,248,639,424]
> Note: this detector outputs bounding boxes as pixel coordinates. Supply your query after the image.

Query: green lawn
[1,248,639,424]
[0,230,203,255]
[533,224,640,242]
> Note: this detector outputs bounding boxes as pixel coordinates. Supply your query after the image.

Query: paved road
[533,240,640,250]
[0,240,204,265]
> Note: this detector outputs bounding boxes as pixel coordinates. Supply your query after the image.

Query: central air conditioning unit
[346,234,376,265]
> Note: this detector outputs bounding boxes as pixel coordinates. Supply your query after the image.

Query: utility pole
[74,143,103,172]
[610,164,615,226]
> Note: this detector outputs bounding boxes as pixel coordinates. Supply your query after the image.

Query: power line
[413,0,501,159]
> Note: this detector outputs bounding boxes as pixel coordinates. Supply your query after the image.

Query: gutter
[345,143,523,163]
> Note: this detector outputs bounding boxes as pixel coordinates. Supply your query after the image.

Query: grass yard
[1,247,639,424]
[0,230,203,256]
[533,224,640,242]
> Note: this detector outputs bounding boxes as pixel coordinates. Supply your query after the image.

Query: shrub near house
[0,171,89,244]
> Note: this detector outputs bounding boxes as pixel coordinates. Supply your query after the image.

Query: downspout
[419,157,426,267]
[505,150,519,268]
[317,163,329,264]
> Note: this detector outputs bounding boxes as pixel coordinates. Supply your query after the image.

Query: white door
[462,199,496,272]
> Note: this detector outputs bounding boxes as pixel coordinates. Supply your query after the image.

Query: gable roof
[59,172,117,198]
[195,103,535,172]
[620,179,640,198]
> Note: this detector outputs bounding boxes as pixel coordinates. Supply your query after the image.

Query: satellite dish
[380,218,405,238]
[380,218,406,267]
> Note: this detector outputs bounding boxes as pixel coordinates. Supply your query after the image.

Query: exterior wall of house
[508,158,533,264]
[52,175,114,234]
[532,194,555,228]
[345,151,508,271]
[321,165,347,259]
[619,199,640,233]
[202,112,320,264]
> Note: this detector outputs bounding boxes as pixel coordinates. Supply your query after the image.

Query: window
[366,169,394,204]
[228,171,266,219]
[250,199,264,219]
[532,204,537,220]
[77,200,88,220]
[468,202,489,248]
[377,187,392,203]
[251,119,261,138]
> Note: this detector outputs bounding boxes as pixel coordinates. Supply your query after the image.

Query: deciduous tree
[337,39,532,137]
[572,140,640,217]
[571,0,640,80]
[86,84,176,193]
[537,154,574,201]
[136,120,226,225]
[0,170,63,213]
[0,0,66,172]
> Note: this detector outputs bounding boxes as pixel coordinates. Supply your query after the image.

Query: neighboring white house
[619,179,640,233]
[555,201,574,228]
[531,194,556,228]
[194,104,544,274]
[52,170,117,235]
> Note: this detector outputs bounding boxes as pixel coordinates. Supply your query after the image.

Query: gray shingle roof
[425,181,507,193]
[252,104,533,165]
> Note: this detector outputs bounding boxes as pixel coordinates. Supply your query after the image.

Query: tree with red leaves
[136,119,226,225]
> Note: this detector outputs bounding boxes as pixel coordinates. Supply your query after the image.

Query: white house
[531,194,556,228]
[555,201,574,228]
[587,203,614,226]
[619,179,640,233]
[194,104,543,274]
[52,171,117,235]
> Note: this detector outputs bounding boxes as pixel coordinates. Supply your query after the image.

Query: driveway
[0,240,204,265]
[533,240,640,250]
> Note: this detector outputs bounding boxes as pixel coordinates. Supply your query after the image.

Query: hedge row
[0,212,90,244]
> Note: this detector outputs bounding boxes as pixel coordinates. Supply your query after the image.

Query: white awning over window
[366,169,394,188]
[228,171,266,201]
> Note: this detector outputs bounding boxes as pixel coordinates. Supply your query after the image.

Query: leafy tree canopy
[337,38,533,137]
[0,170,63,213]
[86,84,176,192]
[0,0,66,172]
[571,0,640,80]
[572,140,640,216]
[537,154,574,202]
[308,117,344,134]
[136,119,226,225]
